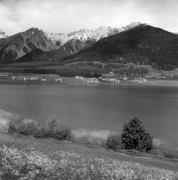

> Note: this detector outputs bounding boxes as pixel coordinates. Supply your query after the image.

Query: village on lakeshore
[0,71,149,85]
[0,71,177,85]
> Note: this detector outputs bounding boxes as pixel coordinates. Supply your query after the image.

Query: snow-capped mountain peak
[44,22,144,47]
[66,26,121,41]
[44,32,67,46]
[45,25,122,46]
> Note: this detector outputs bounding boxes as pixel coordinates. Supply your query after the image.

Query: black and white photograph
[0,0,178,179]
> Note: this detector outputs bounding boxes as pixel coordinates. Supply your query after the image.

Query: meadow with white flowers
[0,145,178,180]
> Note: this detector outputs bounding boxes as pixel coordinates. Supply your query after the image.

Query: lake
[0,82,178,150]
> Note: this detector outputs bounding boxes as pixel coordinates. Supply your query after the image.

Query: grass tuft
[71,129,116,146]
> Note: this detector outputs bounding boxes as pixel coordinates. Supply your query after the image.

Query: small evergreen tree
[121,117,153,152]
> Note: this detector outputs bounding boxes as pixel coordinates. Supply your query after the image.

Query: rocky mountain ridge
[0,28,55,62]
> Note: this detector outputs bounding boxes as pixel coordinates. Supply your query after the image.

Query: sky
[0,0,178,35]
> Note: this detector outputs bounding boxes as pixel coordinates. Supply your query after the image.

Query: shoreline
[1,77,178,87]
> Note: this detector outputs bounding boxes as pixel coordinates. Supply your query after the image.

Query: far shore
[1,76,178,87]
[120,79,178,87]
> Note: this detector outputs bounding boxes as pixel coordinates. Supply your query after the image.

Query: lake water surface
[0,83,178,150]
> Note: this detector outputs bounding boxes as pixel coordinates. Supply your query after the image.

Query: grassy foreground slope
[0,132,178,172]
[1,145,178,180]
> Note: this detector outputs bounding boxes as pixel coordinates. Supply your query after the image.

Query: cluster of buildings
[0,73,62,83]
[75,75,120,84]
[75,71,149,85]
[75,76,99,84]
[0,72,12,79]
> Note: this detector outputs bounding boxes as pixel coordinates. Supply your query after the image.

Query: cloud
[0,0,178,35]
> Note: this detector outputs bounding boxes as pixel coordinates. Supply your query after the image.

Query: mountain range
[0,22,141,62]
[1,22,178,71]
[65,24,178,70]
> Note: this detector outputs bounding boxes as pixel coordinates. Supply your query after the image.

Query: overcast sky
[0,0,178,35]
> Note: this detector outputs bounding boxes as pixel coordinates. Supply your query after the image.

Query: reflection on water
[0,83,178,150]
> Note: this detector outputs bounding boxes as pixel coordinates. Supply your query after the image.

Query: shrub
[54,126,71,140]
[8,119,38,136]
[47,117,58,132]
[8,117,71,141]
[8,120,18,134]
[106,134,121,151]
[121,117,153,152]
[47,118,71,140]
[33,126,50,138]
[16,119,38,136]
[34,118,71,140]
